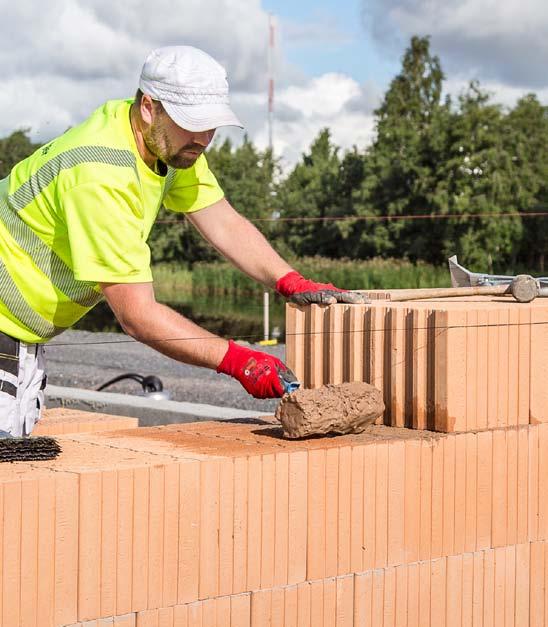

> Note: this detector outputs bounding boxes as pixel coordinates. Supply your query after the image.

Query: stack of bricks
[1,294,547,626]
[2,414,548,625]
[286,296,548,431]
[33,408,139,436]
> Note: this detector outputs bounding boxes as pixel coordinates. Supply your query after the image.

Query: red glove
[216,340,298,399]
[276,271,368,305]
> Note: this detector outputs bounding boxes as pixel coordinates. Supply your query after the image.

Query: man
[0,45,364,437]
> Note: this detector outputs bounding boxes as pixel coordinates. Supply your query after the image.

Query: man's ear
[140,94,155,126]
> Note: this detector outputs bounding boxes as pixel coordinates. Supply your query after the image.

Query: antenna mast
[268,13,275,152]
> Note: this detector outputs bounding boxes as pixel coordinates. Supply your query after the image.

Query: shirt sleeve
[60,182,153,283]
[163,153,225,213]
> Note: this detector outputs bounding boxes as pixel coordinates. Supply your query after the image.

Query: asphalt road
[46,329,286,413]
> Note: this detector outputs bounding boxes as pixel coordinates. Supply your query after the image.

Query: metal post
[263,291,270,342]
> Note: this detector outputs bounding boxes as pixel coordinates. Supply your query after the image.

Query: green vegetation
[151,264,192,301]
[191,257,449,294]
[2,36,547,276]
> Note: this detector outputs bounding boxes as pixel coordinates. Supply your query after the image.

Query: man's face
[143,105,216,169]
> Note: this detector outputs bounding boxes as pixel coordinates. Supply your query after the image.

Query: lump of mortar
[275,381,385,439]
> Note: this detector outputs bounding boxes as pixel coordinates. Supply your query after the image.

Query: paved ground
[46,330,286,413]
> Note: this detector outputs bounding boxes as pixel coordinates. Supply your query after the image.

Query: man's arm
[100,281,297,398]
[186,197,293,287]
[100,281,228,368]
[186,197,367,305]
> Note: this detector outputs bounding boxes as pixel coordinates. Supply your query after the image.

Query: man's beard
[144,124,203,170]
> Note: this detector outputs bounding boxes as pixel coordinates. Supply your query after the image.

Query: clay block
[230,593,251,627]
[483,549,495,627]
[158,607,174,627]
[337,446,352,576]
[20,479,39,627]
[116,469,134,616]
[453,433,466,556]
[273,453,289,587]
[335,575,353,627]
[387,439,405,567]
[306,304,325,388]
[147,466,166,608]
[350,446,365,573]
[35,409,138,436]
[37,475,56,626]
[297,582,311,627]
[325,447,339,578]
[232,456,248,595]
[353,571,372,626]
[286,298,548,433]
[114,615,136,627]
[218,458,234,597]
[323,577,336,626]
[55,473,79,626]
[102,469,118,617]
[132,466,150,612]
[163,463,180,607]
[246,456,261,592]
[178,460,200,603]
[407,563,419,627]
[461,554,474,627]
[287,451,307,585]
[271,587,285,627]
[284,585,298,627]
[362,444,376,572]
[78,471,102,621]
[374,441,389,569]
[3,480,22,627]
[286,304,306,390]
[446,554,463,627]
[327,304,346,385]
[260,454,276,589]
[277,382,384,439]
[307,449,326,580]
[530,306,548,423]
[395,563,408,627]
[345,305,365,383]
[504,545,516,626]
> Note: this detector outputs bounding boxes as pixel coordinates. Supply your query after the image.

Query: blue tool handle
[282,380,300,394]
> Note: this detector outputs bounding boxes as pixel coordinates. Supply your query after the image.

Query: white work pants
[0,337,46,437]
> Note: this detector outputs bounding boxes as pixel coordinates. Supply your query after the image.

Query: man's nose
[192,129,216,146]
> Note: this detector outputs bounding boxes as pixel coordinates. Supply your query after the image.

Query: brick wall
[286,297,548,432]
[2,295,547,626]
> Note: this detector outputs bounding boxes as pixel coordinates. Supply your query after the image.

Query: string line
[44,319,548,348]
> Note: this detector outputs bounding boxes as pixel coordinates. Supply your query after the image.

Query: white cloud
[444,76,548,111]
[365,0,548,90]
[234,74,378,170]
[0,0,378,168]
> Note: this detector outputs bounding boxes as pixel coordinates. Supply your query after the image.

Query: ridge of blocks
[2,414,548,626]
[286,296,548,432]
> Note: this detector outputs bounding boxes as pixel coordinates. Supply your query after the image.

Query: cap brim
[162,100,244,132]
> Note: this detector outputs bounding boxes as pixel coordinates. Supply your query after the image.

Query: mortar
[275,381,385,439]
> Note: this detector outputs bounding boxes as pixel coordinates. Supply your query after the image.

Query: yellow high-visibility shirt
[0,99,224,342]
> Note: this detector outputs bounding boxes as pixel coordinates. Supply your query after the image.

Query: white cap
[139,46,244,132]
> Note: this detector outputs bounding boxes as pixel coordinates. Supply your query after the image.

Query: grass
[189,256,451,294]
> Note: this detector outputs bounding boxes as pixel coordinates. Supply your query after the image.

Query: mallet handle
[378,285,508,302]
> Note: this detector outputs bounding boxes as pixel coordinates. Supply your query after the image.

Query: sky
[1,0,547,169]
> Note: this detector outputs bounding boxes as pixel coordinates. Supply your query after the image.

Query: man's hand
[276,271,369,305]
[216,340,298,398]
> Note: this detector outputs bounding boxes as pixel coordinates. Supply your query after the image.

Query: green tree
[0,129,40,178]
[440,83,524,271]
[148,137,277,265]
[275,129,359,258]
[355,36,451,262]
[505,94,548,271]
